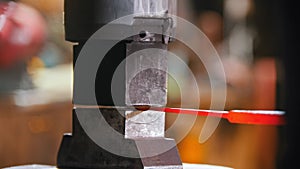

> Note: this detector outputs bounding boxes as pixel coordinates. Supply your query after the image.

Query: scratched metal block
[126,42,168,106]
[125,110,165,139]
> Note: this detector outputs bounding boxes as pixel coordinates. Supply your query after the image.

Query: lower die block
[125,110,165,139]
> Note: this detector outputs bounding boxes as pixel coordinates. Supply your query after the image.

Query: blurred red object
[0,1,47,68]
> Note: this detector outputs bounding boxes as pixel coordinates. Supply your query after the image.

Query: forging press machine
[57,0,183,168]
[55,1,286,168]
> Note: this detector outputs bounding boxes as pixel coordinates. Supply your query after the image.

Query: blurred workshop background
[0,0,290,169]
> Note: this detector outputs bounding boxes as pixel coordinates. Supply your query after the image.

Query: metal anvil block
[125,110,165,138]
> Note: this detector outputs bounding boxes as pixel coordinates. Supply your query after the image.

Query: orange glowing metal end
[151,107,285,125]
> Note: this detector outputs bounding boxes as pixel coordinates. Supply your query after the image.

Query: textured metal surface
[126,42,168,106]
[125,110,165,138]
